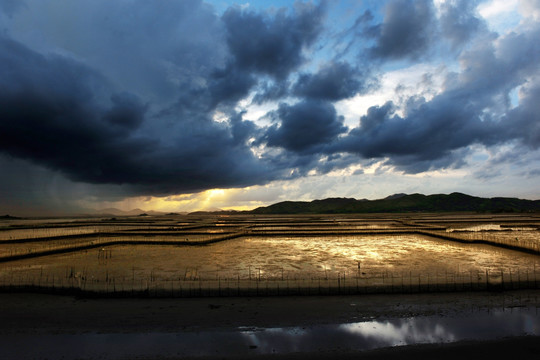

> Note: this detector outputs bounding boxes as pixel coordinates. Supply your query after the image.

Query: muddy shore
[1,290,539,359]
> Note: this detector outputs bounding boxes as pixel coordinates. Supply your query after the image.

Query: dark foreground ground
[1,290,539,359]
[227,337,540,360]
[176,337,540,360]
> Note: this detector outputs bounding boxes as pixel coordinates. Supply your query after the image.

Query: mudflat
[1,214,539,358]
[1,290,539,359]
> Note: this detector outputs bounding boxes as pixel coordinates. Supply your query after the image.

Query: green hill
[250,193,540,214]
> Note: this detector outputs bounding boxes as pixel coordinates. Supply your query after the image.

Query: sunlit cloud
[477,0,521,33]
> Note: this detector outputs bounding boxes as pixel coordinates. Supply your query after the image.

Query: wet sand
[218,337,540,360]
[1,290,539,359]
[172,337,540,360]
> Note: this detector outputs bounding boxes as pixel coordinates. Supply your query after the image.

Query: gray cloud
[263,100,346,153]
[505,81,540,148]
[335,19,540,173]
[0,1,333,199]
[0,0,25,17]
[335,99,486,172]
[34,0,229,107]
[251,79,290,105]
[229,110,261,144]
[0,36,149,182]
[292,61,374,101]
[440,0,484,50]
[0,34,277,195]
[222,2,325,79]
[369,0,437,60]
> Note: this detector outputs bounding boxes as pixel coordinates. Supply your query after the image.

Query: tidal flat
[1,213,539,295]
[0,213,539,359]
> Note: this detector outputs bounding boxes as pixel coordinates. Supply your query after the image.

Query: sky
[1,0,539,216]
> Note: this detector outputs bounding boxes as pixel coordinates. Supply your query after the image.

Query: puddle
[447,224,537,232]
[1,307,539,359]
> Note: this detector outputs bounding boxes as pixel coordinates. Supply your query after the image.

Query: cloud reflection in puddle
[1,308,538,359]
[339,319,456,347]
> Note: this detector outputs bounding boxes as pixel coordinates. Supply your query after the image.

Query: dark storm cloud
[292,62,374,101]
[222,1,325,79]
[45,0,231,107]
[0,1,334,197]
[0,35,276,194]
[208,65,257,108]
[368,0,437,60]
[163,1,327,112]
[0,36,150,183]
[104,93,147,130]
[161,64,256,120]
[263,100,346,153]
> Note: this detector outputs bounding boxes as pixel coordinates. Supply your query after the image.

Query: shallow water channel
[2,306,539,359]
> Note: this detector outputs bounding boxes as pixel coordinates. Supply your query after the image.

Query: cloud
[33,0,229,107]
[478,0,518,18]
[334,17,540,173]
[0,34,277,195]
[335,91,495,173]
[336,100,484,173]
[262,100,347,153]
[228,110,261,144]
[439,0,485,50]
[519,0,540,20]
[0,1,333,199]
[0,0,25,17]
[292,61,375,101]
[368,0,437,60]
[104,93,147,130]
[0,36,149,182]
[222,1,325,79]
[251,79,290,105]
[505,80,540,148]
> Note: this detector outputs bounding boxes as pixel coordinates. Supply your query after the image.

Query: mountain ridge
[91,208,167,216]
[250,192,540,214]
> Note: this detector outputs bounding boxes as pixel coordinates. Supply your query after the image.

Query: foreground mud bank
[1,290,539,359]
[3,290,539,332]
[205,337,540,360]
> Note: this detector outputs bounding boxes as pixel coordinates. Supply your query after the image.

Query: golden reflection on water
[3,234,538,282]
[244,235,523,276]
[447,224,537,232]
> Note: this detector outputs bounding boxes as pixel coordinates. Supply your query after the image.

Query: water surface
[1,306,538,359]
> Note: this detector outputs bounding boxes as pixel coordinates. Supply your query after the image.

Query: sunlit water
[447,224,537,232]
[2,234,539,282]
[1,307,538,359]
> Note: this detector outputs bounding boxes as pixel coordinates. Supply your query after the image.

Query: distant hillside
[93,208,166,216]
[0,214,22,220]
[250,193,540,214]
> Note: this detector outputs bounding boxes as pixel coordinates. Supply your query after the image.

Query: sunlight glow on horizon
[90,187,269,214]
